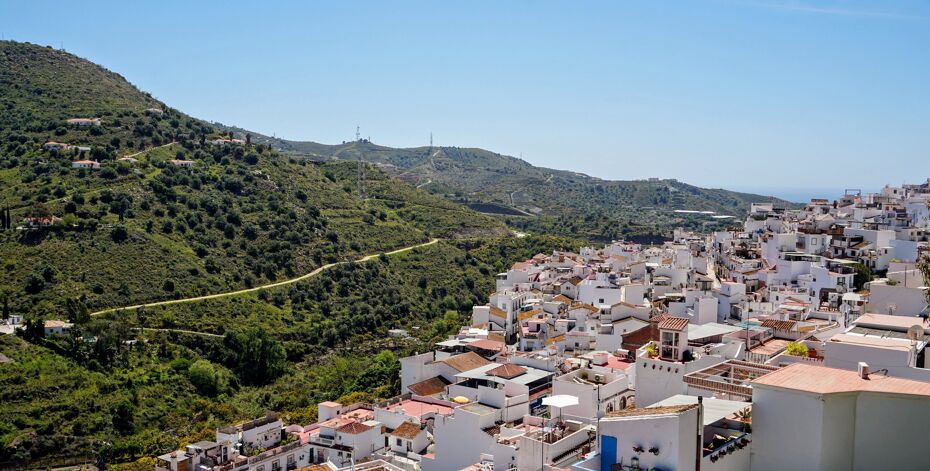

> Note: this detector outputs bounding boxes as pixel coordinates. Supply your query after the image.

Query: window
[257,466,265,471]
[396,438,403,446]
[271,461,280,471]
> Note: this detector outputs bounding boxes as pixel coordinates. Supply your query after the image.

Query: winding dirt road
[91,238,439,317]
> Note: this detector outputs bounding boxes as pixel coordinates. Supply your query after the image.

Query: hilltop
[222,127,792,242]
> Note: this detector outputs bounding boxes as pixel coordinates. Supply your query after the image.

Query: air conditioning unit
[593,374,606,384]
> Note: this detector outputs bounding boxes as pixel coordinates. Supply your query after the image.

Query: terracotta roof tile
[518,309,542,322]
[337,422,372,435]
[390,421,423,439]
[658,316,690,331]
[752,363,930,396]
[487,363,527,379]
[440,352,491,372]
[760,319,797,331]
[407,376,450,396]
[468,339,505,352]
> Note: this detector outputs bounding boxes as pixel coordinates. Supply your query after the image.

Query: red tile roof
[658,316,690,331]
[468,339,505,352]
[390,421,423,439]
[337,422,372,435]
[487,363,527,379]
[440,352,491,372]
[760,319,797,331]
[752,363,930,397]
[407,376,450,396]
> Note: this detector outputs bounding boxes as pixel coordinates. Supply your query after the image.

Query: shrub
[786,341,809,357]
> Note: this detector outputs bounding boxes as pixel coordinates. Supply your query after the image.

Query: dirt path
[120,141,176,159]
[90,238,439,317]
[132,327,223,338]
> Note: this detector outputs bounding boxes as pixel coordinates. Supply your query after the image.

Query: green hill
[0,41,506,318]
[0,41,523,466]
[228,129,793,241]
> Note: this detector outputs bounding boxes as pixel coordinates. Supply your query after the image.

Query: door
[600,435,617,471]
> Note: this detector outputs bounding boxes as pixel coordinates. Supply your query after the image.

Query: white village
[154,180,930,471]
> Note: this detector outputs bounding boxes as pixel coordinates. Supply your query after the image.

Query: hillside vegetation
[0,41,526,466]
[228,129,791,241]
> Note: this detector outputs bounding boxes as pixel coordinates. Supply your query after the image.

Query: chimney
[858,362,870,379]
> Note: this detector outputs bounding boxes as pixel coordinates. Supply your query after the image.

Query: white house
[71,160,100,169]
[751,362,930,471]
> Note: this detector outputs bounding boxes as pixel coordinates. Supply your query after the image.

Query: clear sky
[2,0,928,199]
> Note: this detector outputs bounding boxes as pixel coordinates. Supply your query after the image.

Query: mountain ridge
[217,125,793,241]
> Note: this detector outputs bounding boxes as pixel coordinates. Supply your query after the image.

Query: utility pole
[356,125,361,142]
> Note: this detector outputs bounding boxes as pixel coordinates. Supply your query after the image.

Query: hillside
[0,41,507,316]
[223,128,791,241]
[0,41,524,466]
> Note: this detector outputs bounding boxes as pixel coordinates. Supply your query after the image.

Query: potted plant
[644,343,658,358]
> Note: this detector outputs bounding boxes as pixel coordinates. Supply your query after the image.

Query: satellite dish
[908,325,924,342]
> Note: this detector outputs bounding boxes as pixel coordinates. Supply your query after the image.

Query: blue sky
[2,0,928,200]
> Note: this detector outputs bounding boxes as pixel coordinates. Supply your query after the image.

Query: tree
[24,272,46,294]
[112,400,136,435]
[919,254,930,305]
[20,317,45,341]
[225,328,287,385]
[110,225,129,242]
[0,290,9,320]
[66,298,91,324]
[188,359,234,396]
[351,350,400,393]
[852,263,873,291]
[100,166,118,179]
[109,194,132,221]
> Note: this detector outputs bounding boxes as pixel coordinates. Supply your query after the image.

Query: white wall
[400,352,437,390]
[598,407,699,471]
[852,392,930,470]
[634,355,725,407]
[750,387,825,471]
[867,283,927,316]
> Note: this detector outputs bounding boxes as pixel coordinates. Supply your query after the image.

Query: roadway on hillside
[90,238,439,317]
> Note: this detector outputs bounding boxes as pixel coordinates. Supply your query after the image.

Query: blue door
[601,435,617,471]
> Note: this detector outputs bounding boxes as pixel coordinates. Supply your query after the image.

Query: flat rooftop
[854,313,929,332]
[383,399,454,418]
[828,333,912,352]
[461,402,498,415]
[649,395,750,426]
[748,338,791,355]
